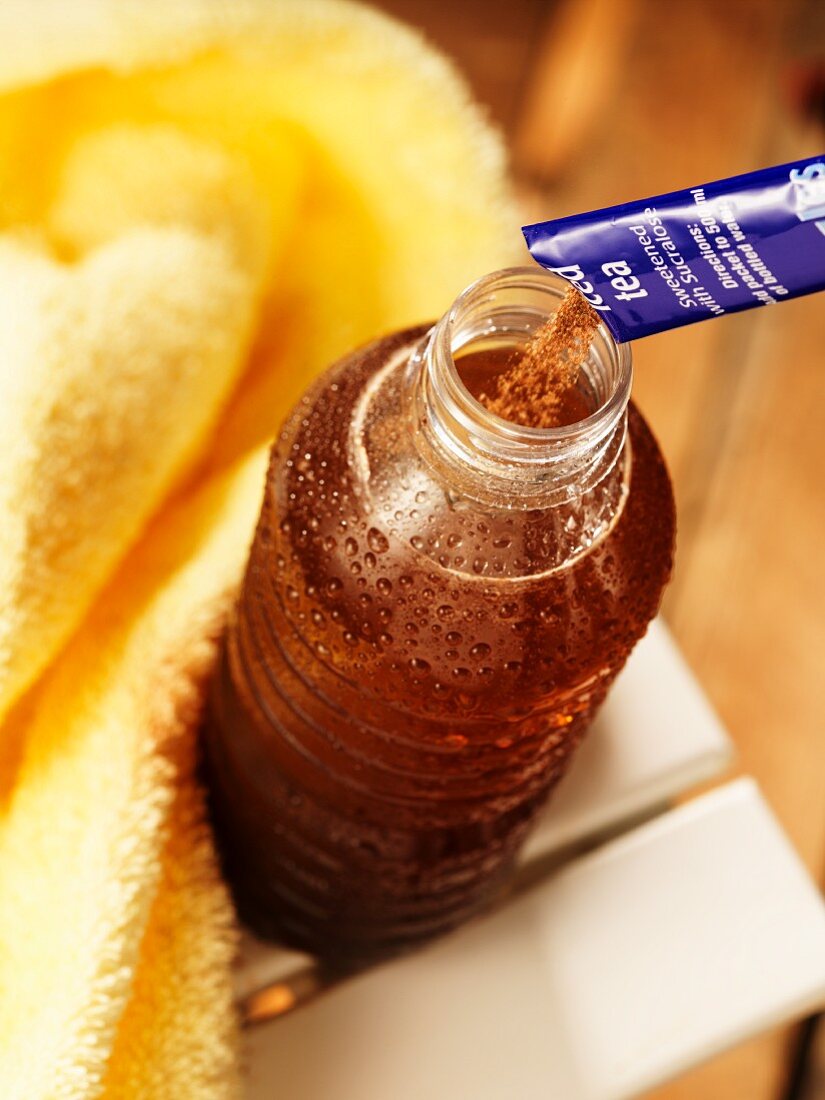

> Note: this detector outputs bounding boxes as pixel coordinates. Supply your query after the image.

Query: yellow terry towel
[0,1,516,1096]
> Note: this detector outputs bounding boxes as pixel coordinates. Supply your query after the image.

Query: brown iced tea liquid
[457,346,592,426]
[205,324,674,963]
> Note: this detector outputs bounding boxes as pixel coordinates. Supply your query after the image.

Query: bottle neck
[410,267,632,510]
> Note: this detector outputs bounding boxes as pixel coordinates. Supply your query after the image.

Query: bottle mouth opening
[429,266,632,453]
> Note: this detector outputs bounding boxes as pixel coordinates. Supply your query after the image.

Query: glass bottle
[204,267,675,962]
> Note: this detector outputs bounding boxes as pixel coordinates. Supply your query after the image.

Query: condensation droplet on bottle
[323,536,336,552]
[408,657,431,675]
[446,533,462,548]
[343,631,358,647]
[367,527,389,554]
[472,558,485,574]
[410,535,424,551]
[344,537,358,556]
[377,577,392,596]
[445,630,462,645]
[285,585,299,602]
[350,561,362,575]
[364,551,377,569]
[399,575,413,588]
[469,642,491,660]
[451,667,471,680]
[326,578,343,596]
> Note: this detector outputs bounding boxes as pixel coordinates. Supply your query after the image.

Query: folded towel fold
[0,451,267,1099]
[0,227,260,721]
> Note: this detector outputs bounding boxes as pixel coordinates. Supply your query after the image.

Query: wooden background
[376,1,825,1097]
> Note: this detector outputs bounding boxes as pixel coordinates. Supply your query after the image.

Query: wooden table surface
[378,1,825,1096]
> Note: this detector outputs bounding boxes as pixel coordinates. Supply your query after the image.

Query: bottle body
[205,272,675,962]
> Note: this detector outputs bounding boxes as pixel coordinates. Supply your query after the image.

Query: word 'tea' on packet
[523,156,825,342]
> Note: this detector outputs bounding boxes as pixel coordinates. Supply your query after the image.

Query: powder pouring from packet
[523,156,825,342]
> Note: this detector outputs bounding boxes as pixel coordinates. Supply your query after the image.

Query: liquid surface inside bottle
[456,345,593,426]
[205,269,675,962]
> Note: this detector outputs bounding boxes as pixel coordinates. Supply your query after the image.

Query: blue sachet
[523,157,825,341]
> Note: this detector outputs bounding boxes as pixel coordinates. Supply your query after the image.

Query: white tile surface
[539,779,825,1098]
[245,780,825,1100]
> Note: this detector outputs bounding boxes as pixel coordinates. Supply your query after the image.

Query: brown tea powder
[481,288,600,429]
